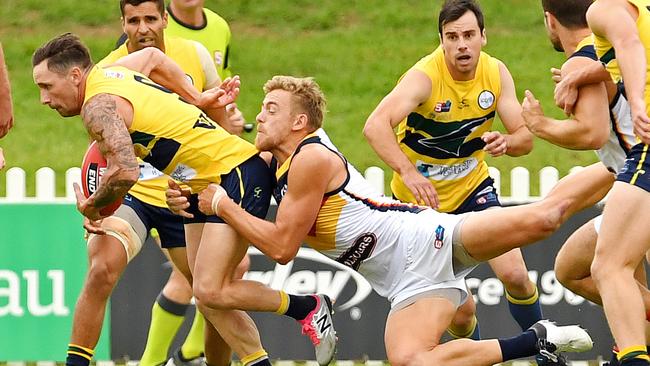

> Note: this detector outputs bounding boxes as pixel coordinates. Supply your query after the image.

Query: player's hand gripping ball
[80,141,123,216]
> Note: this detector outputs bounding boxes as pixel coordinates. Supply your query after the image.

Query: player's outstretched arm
[198,145,337,264]
[522,57,610,150]
[492,62,533,157]
[588,0,650,142]
[363,69,439,208]
[74,93,139,220]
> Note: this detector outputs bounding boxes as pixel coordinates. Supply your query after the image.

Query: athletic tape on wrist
[211,186,224,215]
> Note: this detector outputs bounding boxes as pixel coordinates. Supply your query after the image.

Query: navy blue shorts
[122,193,185,248]
[449,177,501,214]
[185,155,273,224]
[616,142,650,192]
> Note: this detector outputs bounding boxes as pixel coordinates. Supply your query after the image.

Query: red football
[80,141,123,216]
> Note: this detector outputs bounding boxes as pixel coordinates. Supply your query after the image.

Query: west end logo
[245,248,373,311]
[478,90,495,110]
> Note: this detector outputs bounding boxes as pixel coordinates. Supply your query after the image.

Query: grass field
[0,0,599,196]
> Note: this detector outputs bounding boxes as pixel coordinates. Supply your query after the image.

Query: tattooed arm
[74,93,139,220]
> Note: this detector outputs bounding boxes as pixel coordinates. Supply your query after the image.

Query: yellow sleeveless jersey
[98,35,206,92]
[593,0,650,93]
[98,36,208,207]
[166,7,231,80]
[391,46,502,212]
[84,65,257,193]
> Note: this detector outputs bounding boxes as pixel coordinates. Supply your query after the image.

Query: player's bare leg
[592,182,650,355]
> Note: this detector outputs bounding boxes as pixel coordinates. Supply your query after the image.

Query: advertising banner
[0,204,110,361]
[112,205,614,361]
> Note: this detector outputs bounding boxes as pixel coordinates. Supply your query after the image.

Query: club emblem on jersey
[434,225,445,249]
[478,90,495,110]
[434,100,452,113]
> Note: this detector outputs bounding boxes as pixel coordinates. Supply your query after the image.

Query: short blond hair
[263,76,327,131]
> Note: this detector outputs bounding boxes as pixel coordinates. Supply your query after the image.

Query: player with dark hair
[32,33,337,366]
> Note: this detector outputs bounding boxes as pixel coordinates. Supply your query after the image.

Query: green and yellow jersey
[391,46,502,213]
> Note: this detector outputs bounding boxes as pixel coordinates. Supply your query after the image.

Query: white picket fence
[0,165,586,203]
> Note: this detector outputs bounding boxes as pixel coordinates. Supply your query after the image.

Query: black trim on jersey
[293,136,350,197]
[115,33,127,49]
[143,138,181,171]
[131,131,156,146]
[343,190,425,214]
[402,111,493,159]
[569,44,597,61]
[610,82,624,110]
[609,88,632,155]
[599,47,616,65]
[166,5,208,30]
[224,45,230,70]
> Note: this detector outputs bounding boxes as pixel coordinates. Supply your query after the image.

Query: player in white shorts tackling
[165,76,609,366]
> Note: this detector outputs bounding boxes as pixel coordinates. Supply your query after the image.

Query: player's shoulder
[203,8,230,28]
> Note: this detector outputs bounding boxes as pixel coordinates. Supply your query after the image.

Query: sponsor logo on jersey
[478,90,495,110]
[103,70,124,79]
[169,164,197,183]
[214,51,224,66]
[434,225,445,249]
[434,100,452,113]
[416,158,478,181]
[336,233,377,271]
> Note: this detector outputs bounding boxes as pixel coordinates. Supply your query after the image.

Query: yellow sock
[181,309,205,359]
[140,295,187,366]
[241,349,268,366]
[618,345,650,362]
[275,291,289,315]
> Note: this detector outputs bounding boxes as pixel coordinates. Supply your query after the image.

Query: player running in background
[363,0,541,349]
[0,41,14,169]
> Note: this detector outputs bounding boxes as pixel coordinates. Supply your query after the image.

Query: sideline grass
[0,1,598,197]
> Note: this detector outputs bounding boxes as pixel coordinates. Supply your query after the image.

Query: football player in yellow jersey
[182,75,607,366]
[584,1,650,365]
[32,34,337,366]
[364,0,539,347]
[103,1,243,365]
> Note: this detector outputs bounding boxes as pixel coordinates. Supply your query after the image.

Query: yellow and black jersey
[84,65,257,193]
[391,46,502,213]
[166,6,231,80]
[98,36,214,207]
[98,35,207,92]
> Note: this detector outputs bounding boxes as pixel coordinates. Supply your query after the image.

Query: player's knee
[528,208,562,239]
[86,261,121,295]
[499,268,531,293]
[193,281,232,310]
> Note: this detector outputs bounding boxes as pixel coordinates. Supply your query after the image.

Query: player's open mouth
[457,55,471,61]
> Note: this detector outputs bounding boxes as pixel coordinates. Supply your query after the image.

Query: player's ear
[69,66,83,86]
[292,113,309,132]
[162,11,168,28]
[481,29,487,47]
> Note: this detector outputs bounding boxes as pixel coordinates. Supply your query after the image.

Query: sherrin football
[80,141,123,216]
